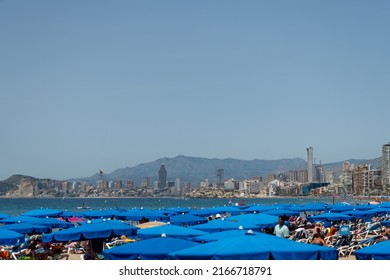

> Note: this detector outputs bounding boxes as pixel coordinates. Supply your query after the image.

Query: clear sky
[1,0,389,181]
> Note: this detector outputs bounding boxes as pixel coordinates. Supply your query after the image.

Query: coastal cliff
[0,175,63,198]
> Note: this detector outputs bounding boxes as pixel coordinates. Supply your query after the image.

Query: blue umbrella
[328,203,355,213]
[261,209,299,217]
[23,208,63,218]
[1,222,51,234]
[353,204,375,211]
[0,215,44,224]
[42,220,138,242]
[365,207,390,215]
[209,206,244,216]
[191,229,252,243]
[243,205,282,213]
[378,202,390,208]
[355,240,390,260]
[226,213,279,229]
[308,212,353,222]
[115,209,169,222]
[137,224,207,240]
[0,213,10,220]
[381,220,390,227]
[168,207,192,214]
[0,229,25,245]
[61,211,84,219]
[341,210,373,219]
[2,215,74,229]
[169,231,338,260]
[32,217,74,229]
[103,237,199,260]
[291,203,328,212]
[81,209,122,219]
[188,208,224,217]
[190,219,260,233]
[169,214,208,226]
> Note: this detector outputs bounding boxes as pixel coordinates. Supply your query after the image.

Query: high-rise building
[288,170,298,182]
[158,163,167,190]
[307,147,313,183]
[145,177,151,189]
[341,161,353,194]
[298,170,308,183]
[382,142,390,193]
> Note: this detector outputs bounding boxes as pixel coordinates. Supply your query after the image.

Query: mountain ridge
[67,155,382,186]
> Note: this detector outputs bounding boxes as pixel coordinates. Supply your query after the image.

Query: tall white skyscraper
[382,142,390,193]
[307,146,313,183]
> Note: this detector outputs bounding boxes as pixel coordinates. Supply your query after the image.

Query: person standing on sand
[274,216,290,238]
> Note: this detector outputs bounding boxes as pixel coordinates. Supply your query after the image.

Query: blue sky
[1,1,389,180]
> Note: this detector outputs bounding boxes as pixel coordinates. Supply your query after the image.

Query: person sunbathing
[311,233,326,246]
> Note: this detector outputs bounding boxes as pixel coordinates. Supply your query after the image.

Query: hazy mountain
[69,155,382,186]
[69,155,307,186]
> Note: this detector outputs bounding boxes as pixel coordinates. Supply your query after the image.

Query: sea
[0,196,370,217]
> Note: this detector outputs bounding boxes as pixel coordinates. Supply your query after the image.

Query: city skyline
[1,1,389,181]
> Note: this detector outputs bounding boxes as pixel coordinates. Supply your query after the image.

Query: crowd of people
[272,214,390,257]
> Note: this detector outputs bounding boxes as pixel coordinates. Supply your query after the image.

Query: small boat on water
[77,203,90,210]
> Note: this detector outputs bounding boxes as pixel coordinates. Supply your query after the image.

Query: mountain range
[68,155,382,186]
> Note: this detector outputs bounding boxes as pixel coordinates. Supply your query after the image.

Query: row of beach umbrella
[1,201,390,260]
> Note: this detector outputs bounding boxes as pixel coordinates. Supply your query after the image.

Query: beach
[1,199,389,261]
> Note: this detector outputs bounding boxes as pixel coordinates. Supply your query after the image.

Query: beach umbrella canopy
[42,220,138,243]
[115,209,169,222]
[169,214,208,226]
[353,204,375,211]
[169,231,338,260]
[0,213,10,220]
[32,217,74,229]
[22,208,63,218]
[355,240,390,260]
[378,202,390,208]
[191,229,251,243]
[308,212,353,222]
[1,222,51,234]
[188,208,225,217]
[0,229,25,245]
[341,209,373,219]
[190,219,260,233]
[381,220,390,227]
[168,207,192,214]
[81,209,122,219]
[137,224,208,240]
[261,209,299,217]
[365,207,390,215]
[0,215,45,224]
[242,205,278,213]
[226,213,279,229]
[291,203,328,212]
[209,206,244,216]
[103,236,199,260]
[328,203,355,213]
[61,211,83,219]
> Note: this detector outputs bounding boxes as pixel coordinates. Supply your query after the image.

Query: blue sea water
[0,196,368,217]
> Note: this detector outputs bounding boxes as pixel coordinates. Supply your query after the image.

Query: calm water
[0,196,367,217]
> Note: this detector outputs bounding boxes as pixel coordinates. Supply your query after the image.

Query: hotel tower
[307,146,313,183]
[382,142,390,193]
